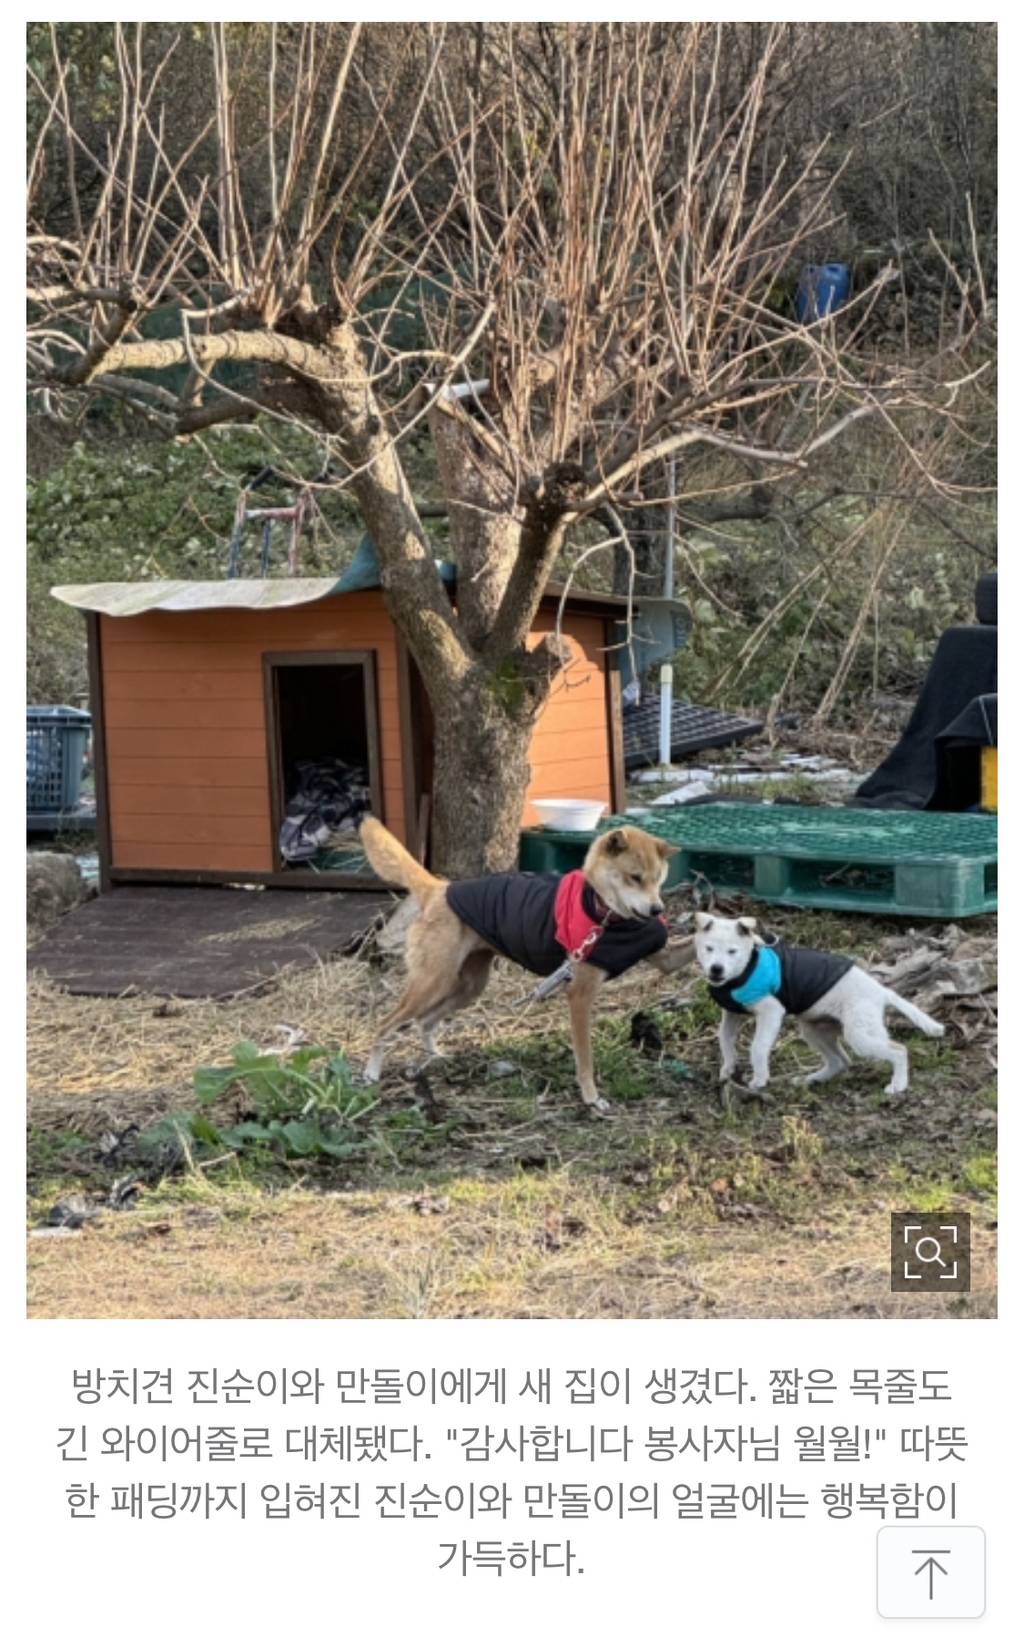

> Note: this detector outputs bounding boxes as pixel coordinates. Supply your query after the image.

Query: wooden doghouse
[53,578,630,891]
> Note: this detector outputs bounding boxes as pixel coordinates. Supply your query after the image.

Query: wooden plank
[111,757,269,788]
[111,813,273,846]
[235,620,396,646]
[531,702,607,738]
[532,610,606,657]
[110,784,272,818]
[525,779,611,803]
[532,607,604,633]
[109,693,393,733]
[377,706,403,742]
[527,756,612,782]
[111,841,274,870]
[528,728,611,764]
[374,673,399,705]
[103,643,271,673]
[101,618,398,650]
[605,645,626,814]
[86,612,113,893]
[103,670,265,702]
[538,668,604,707]
[542,685,603,714]
[102,641,399,676]
[545,641,604,670]
[526,768,612,800]
[105,698,266,731]
[107,866,387,891]
[544,672,603,703]
[106,728,267,759]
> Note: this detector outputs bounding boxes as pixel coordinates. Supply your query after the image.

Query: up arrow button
[912,1551,950,1601]
[878,1527,986,1618]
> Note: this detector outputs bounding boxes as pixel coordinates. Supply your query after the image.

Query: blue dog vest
[729,945,782,1005]
[709,942,854,1017]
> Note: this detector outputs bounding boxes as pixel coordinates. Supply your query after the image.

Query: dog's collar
[710,944,782,1008]
[734,945,761,990]
[583,880,668,932]
[582,883,622,924]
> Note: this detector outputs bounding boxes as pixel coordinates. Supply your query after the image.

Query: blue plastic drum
[796,262,851,321]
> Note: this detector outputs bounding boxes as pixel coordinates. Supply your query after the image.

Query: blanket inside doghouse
[279,758,371,862]
[851,625,997,811]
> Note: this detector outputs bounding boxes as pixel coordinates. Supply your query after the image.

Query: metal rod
[659,457,677,767]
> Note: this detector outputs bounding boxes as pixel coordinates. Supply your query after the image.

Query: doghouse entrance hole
[268,653,380,873]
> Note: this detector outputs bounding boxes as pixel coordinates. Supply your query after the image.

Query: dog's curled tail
[360,815,441,904]
[884,987,945,1038]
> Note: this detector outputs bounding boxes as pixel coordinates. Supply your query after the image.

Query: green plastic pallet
[519,805,997,918]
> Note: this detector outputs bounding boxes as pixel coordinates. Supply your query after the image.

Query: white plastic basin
[531,798,607,832]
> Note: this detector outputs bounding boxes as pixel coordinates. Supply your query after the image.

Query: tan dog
[360,818,693,1112]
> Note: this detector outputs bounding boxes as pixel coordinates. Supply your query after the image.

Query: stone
[27,851,94,933]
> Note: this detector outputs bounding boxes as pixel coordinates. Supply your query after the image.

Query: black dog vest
[446,871,667,979]
[709,941,854,1016]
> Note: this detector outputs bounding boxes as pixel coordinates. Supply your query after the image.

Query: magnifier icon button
[914,1236,947,1267]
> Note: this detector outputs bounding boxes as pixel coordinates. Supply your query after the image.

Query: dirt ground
[27,893,997,1321]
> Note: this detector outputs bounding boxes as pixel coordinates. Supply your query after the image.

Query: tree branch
[56,326,338,387]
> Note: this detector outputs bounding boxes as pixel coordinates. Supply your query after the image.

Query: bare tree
[27,21,987,872]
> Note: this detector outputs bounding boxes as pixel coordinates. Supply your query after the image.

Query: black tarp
[932,692,998,812]
[851,625,997,811]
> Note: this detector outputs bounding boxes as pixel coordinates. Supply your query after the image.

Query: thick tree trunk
[425,630,568,876]
[429,672,537,877]
[429,404,520,648]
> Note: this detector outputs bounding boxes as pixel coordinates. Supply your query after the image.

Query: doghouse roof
[51,577,632,619]
[52,577,356,616]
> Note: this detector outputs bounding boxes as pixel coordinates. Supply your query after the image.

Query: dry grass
[28,951,663,1099]
[27,905,997,1322]
[27,1177,995,1320]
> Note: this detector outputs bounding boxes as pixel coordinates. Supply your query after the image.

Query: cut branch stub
[499,632,573,718]
[525,461,589,517]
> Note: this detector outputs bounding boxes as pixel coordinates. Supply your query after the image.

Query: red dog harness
[554,869,617,962]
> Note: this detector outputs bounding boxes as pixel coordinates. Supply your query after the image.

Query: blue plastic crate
[27,706,91,814]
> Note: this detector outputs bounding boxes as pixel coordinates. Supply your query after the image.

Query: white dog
[693,912,944,1099]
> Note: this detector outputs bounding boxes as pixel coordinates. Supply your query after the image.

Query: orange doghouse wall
[524,609,614,823]
[98,592,614,878]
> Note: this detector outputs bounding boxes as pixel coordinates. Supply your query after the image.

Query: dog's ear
[603,829,627,855]
[655,838,680,859]
[738,916,758,936]
[695,912,713,931]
